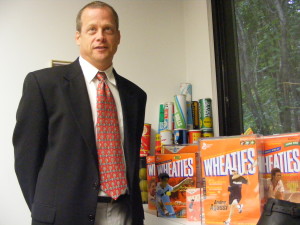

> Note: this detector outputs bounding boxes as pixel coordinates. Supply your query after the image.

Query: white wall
[0,0,216,224]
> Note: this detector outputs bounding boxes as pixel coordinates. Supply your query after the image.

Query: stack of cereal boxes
[147,132,300,223]
[261,132,300,203]
[147,144,201,218]
[200,134,263,225]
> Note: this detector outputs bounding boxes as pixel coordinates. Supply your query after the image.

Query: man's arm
[13,73,48,210]
[172,177,193,192]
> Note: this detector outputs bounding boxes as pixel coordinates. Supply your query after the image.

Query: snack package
[155,153,200,218]
[261,132,300,203]
[200,135,263,225]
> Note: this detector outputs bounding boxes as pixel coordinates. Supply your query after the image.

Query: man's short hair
[159,172,170,180]
[76,1,119,32]
[271,167,281,179]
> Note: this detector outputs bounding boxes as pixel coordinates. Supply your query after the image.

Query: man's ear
[75,31,81,46]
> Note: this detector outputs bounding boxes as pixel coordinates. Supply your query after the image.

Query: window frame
[211,0,243,136]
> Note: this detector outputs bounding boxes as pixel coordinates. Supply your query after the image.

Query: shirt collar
[79,56,116,85]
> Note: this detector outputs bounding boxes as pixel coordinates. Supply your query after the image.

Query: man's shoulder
[30,61,76,79]
[114,72,146,97]
[23,60,82,89]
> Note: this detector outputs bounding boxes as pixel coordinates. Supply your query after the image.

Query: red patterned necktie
[96,72,127,200]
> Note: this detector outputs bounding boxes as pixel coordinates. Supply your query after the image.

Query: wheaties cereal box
[261,132,300,203]
[161,144,199,154]
[146,156,157,210]
[200,135,263,225]
[186,188,201,221]
[155,153,200,218]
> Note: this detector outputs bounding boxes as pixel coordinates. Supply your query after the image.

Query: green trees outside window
[234,0,300,134]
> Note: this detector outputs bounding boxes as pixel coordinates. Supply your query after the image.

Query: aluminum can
[160,130,173,145]
[188,130,201,144]
[163,102,174,131]
[155,133,162,155]
[174,129,188,145]
[180,83,192,102]
[199,98,213,129]
[174,95,187,129]
[191,101,200,129]
[140,123,151,157]
[180,83,193,130]
[201,128,214,138]
[158,104,164,133]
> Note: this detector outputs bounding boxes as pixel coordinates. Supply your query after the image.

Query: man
[156,173,193,217]
[13,1,147,225]
[224,168,248,225]
[266,167,284,200]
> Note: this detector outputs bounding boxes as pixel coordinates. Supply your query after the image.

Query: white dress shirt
[79,56,126,196]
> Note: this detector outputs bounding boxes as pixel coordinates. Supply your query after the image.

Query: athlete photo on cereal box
[146,156,157,210]
[155,153,200,218]
[261,132,300,204]
[186,188,202,222]
[200,135,263,225]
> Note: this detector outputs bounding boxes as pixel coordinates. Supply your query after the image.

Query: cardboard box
[261,132,300,203]
[161,144,199,154]
[186,188,202,222]
[155,153,200,218]
[146,156,157,210]
[200,135,263,225]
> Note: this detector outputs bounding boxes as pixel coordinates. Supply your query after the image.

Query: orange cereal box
[261,132,300,203]
[161,144,199,154]
[146,156,157,210]
[186,188,202,222]
[155,153,200,218]
[200,135,263,225]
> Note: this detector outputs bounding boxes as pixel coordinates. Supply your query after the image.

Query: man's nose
[96,29,105,41]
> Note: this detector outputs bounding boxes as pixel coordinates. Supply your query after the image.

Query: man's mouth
[94,46,107,50]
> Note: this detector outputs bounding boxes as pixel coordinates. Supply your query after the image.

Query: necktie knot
[97,72,106,82]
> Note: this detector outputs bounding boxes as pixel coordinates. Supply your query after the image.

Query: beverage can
[160,130,173,145]
[174,95,187,129]
[180,83,193,130]
[192,101,199,129]
[158,104,164,133]
[140,123,151,157]
[188,130,201,144]
[155,133,162,155]
[163,102,174,131]
[199,98,213,129]
[201,128,214,138]
[174,129,188,145]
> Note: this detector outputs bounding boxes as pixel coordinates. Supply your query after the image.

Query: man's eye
[105,27,114,33]
[88,27,96,33]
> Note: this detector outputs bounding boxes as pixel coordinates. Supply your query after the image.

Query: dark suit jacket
[13,59,147,225]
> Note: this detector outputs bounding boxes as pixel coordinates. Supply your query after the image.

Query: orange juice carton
[261,132,300,203]
[186,188,204,222]
[161,144,199,154]
[155,153,201,218]
[146,156,157,210]
[200,135,263,225]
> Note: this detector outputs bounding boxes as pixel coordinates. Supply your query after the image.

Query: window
[212,0,300,136]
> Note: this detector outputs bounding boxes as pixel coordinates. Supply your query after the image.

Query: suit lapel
[115,71,138,185]
[62,60,98,166]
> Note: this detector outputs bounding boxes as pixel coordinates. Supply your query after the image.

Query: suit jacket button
[93,182,99,190]
[88,214,95,222]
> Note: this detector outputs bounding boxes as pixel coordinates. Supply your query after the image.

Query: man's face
[149,182,156,196]
[160,178,169,188]
[76,7,120,70]
[274,172,281,181]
